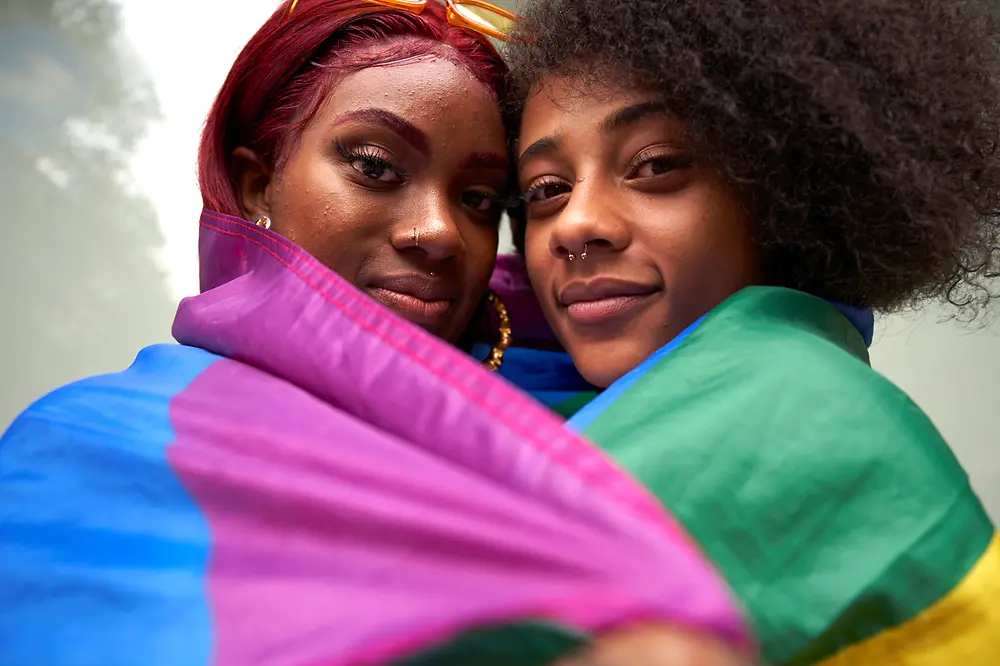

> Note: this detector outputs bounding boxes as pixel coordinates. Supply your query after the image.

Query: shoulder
[671,286,948,453]
[609,287,975,495]
[0,344,224,665]
[584,287,995,663]
[2,344,222,463]
[690,286,873,372]
[593,287,972,491]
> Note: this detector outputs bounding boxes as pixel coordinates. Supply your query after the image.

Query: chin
[570,341,656,389]
[434,321,464,345]
[578,366,623,390]
[438,309,478,346]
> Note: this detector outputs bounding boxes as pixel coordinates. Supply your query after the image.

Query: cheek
[268,155,382,280]
[272,154,331,222]
[698,188,757,280]
[648,184,757,297]
[462,225,500,287]
[523,225,550,286]
[273,151,380,239]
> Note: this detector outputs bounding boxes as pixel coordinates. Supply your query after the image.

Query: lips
[558,278,661,325]
[367,275,455,328]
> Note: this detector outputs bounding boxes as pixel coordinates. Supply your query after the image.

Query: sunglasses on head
[282,0,518,43]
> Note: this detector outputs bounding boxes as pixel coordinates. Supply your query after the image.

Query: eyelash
[334,141,407,181]
[334,140,509,221]
[628,150,694,177]
[523,152,694,206]
[522,177,571,204]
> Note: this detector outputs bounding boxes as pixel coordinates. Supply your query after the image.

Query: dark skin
[519,78,761,388]
[234,55,509,344]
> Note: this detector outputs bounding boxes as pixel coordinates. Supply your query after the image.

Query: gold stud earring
[254,215,271,230]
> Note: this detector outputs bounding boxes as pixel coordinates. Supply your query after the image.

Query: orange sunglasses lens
[448,1,517,41]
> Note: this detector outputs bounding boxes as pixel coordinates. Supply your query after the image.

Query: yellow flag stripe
[817,532,1000,665]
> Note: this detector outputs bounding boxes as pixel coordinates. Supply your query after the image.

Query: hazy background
[0,0,996,519]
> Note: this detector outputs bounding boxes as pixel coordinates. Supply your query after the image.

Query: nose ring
[567,243,588,262]
[412,227,419,247]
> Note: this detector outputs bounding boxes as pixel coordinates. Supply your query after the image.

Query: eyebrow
[517,101,670,165]
[601,101,669,135]
[334,108,430,156]
[460,152,509,171]
[518,136,562,164]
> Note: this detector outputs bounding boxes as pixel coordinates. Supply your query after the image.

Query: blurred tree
[0,0,174,425]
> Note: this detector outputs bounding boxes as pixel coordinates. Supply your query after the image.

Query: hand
[555,624,752,666]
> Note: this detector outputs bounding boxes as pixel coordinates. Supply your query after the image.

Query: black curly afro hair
[505,0,1000,317]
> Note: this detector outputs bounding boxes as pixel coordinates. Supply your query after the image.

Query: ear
[231,147,273,219]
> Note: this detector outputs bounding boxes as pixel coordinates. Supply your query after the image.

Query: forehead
[519,76,689,153]
[315,57,506,147]
[522,76,648,129]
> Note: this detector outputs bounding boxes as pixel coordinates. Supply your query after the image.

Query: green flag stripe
[551,391,599,419]
[787,500,992,665]
[583,287,993,664]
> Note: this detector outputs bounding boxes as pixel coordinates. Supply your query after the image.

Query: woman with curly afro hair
[496,0,1000,663]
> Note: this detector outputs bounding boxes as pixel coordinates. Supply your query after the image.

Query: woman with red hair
[200,0,514,348]
[0,2,751,664]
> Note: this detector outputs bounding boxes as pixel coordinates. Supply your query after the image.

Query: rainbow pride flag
[0,211,748,666]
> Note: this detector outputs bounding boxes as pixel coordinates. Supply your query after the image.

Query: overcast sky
[121,0,278,299]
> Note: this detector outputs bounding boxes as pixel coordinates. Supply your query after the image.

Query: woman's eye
[350,156,402,183]
[524,179,571,204]
[634,158,672,178]
[335,141,405,185]
[629,154,694,179]
[461,189,502,213]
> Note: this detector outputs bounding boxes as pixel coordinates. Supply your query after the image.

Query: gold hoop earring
[482,290,511,372]
[254,215,271,230]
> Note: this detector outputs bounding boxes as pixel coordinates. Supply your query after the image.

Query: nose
[395,189,465,262]
[549,180,630,261]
